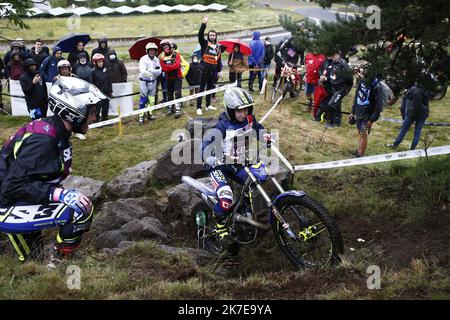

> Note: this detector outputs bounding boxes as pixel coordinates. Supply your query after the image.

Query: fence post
[117,105,123,136]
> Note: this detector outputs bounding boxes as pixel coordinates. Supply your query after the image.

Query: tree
[280,0,450,92]
[0,1,34,31]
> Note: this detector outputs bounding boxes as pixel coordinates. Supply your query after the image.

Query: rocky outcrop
[106,160,157,198]
[62,175,106,203]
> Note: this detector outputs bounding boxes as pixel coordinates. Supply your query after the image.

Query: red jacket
[305,53,326,85]
[160,51,182,79]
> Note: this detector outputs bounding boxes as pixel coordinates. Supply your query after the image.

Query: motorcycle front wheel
[272,194,343,269]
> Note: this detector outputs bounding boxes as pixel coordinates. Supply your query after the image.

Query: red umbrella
[219,39,252,56]
[128,37,162,60]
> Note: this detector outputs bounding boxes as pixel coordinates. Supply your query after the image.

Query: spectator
[349,67,383,157]
[196,15,223,115]
[53,60,77,84]
[385,83,431,150]
[91,38,110,64]
[19,58,48,120]
[107,49,127,83]
[318,48,352,127]
[262,37,274,79]
[3,41,27,67]
[40,46,63,83]
[68,41,90,67]
[0,57,5,110]
[228,44,248,88]
[138,42,161,124]
[90,53,112,122]
[15,38,30,58]
[6,50,25,81]
[29,39,50,67]
[73,52,93,82]
[186,54,202,106]
[248,31,265,93]
[305,48,326,108]
[312,56,333,122]
[159,39,182,119]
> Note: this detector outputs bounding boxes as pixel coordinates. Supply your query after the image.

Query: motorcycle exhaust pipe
[234,214,271,231]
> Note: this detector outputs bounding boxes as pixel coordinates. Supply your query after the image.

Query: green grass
[1,8,303,41]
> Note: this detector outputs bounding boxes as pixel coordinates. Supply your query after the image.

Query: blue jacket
[40,46,63,83]
[202,112,264,163]
[248,32,265,66]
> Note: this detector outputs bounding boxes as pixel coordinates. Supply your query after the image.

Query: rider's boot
[214,217,234,246]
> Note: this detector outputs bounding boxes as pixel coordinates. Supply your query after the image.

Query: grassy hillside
[0,78,449,299]
[0,7,303,41]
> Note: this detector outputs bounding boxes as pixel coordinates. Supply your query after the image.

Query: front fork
[243,167,298,239]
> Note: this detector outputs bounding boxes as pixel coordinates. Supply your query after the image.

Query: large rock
[62,175,106,204]
[166,177,210,219]
[93,197,170,233]
[153,139,207,184]
[92,197,170,249]
[185,117,218,138]
[106,160,157,198]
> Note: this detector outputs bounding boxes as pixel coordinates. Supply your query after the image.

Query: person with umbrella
[68,41,90,67]
[228,43,248,88]
[138,42,161,124]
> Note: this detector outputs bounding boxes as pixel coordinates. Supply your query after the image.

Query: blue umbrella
[55,33,91,53]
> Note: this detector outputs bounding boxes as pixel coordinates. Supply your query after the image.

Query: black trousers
[229,72,243,88]
[248,65,263,91]
[197,70,215,109]
[167,77,182,109]
[96,99,109,122]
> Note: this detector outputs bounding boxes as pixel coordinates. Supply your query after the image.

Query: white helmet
[145,42,158,52]
[49,77,107,132]
[57,59,71,69]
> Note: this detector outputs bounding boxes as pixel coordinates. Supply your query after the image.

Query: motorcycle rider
[0,77,107,265]
[138,42,161,124]
[201,87,270,245]
[274,37,304,87]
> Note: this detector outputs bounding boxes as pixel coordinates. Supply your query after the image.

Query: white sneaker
[196,108,203,116]
[206,105,217,111]
[74,133,86,140]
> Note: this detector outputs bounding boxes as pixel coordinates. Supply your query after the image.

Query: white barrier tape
[259,95,283,124]
[88,82,238,129]
[271,145,294,173]
[381,117,450,127]
[294,145,450,171]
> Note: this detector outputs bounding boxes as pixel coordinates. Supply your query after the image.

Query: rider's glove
[205,156,220,169]
[51,188,92,217]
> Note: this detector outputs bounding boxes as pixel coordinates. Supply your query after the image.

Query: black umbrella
[55,33,91,53]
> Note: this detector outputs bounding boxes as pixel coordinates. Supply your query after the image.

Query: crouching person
[0,77,107,266]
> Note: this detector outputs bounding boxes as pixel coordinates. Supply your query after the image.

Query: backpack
[379,80,392,110]
[178,52,190,78]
